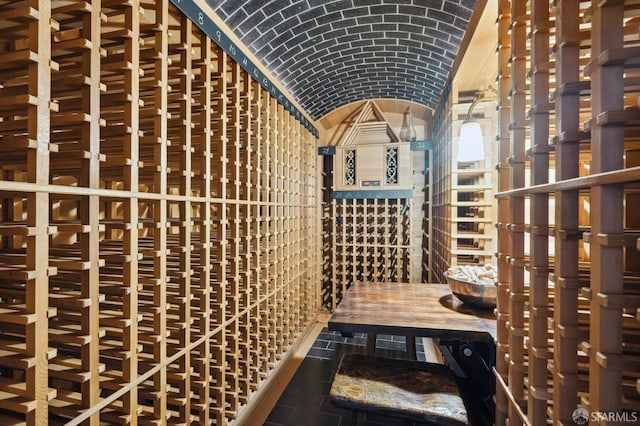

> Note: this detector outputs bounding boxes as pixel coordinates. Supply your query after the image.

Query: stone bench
[329,353,469,425]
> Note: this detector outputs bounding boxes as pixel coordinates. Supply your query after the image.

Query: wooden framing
[495,0,512,422]
[492,0,640,423]
[0,1,319,424]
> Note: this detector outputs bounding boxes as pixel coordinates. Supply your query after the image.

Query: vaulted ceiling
[209,0,483,120]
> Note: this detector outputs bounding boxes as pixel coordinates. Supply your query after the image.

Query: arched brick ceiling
[209,0,478,120]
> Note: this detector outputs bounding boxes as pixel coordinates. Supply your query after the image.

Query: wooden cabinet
[333,143,413,192]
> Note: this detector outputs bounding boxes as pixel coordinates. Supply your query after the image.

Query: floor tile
[264,327,429,425]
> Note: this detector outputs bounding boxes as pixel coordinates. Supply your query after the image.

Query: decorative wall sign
[410,140,433,151]
[317,146,336,156]
[169,0,319,137]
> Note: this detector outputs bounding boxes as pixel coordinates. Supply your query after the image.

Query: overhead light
[457,95,485,163]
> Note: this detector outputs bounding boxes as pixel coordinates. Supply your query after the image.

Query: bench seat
[329,353,469,425]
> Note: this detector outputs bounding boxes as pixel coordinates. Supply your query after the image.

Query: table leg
[406,336,417,360]
[366,333,377,355]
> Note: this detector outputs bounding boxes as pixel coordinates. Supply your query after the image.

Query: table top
[328,282,496,341]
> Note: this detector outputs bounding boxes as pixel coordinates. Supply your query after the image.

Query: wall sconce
[457,95,485,163]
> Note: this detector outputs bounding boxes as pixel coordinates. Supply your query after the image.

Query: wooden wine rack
[492,0,640,424]
[431,86,455,281]
[451,100,496,268]
[0,1,319,424]
[328,197,413,310]
[421,149,433,283]
[317,100,428,310]
[431,89,497,280]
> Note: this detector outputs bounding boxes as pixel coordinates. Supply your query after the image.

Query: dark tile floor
[264,329,436,426]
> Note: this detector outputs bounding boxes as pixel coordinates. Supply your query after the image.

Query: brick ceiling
[209,0,478,120]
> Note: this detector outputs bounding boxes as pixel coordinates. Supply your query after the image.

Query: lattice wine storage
[0,1,319,424]
[430,86,455,281]
[493,0,640,424]
[430,90,497,281]
[329,197,413,310]
[318,101,424,311]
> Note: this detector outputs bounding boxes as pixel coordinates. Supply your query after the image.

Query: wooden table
[328,282,496,355]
